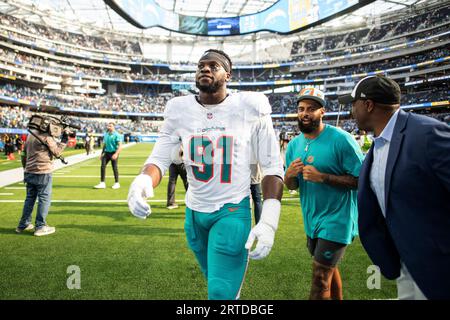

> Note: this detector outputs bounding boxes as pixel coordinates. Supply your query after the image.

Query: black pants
[307,236,347,267]
[5,143,13,155]
[85,143,92,155]
[101,152,119,183]
[167,163,188,206]
[250,183,263,224]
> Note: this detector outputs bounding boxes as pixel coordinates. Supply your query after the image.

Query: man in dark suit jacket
[339,75,450,300]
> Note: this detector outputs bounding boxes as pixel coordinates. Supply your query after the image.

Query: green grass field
[0,147,92,172]
[0,143,397,300]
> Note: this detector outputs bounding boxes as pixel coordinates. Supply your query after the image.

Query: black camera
[28,114,81,137]
[60,115,81,131]
[27,114,81,165]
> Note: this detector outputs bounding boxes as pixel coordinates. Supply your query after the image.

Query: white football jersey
[145,92,284,212]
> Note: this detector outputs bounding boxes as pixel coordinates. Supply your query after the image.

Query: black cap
[338,75,401,105]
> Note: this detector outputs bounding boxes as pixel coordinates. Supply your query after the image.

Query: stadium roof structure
[0,0,433,36]
[0,0,443,62]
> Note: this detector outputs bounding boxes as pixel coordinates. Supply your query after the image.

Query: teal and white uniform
[145,92,284,299]
[286,125,364,244]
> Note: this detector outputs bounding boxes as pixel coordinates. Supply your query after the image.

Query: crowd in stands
[1,19,448,86]
[97,47,447,83]
[0,14,141,57]
[51,94,173,114]
[1,81,448,117]
[273,120,297,135]
[0,47,84,76]
[0,2,447,71]
[291,34,449,68]
[0,105,162,134]
[402,90,450,105]
[268,88,449,114]
[0,83,177,114]
[273,47,449,83]
[0,83,40,102]
[291,5,448,57]
[0,106,29,128]
[367,6,448,42]
[2,36,447,83]
[70,117,162,134]
[0,45,194,82]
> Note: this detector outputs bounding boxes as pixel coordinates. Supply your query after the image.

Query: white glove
[245,199,281,260]
[127,174,154,219]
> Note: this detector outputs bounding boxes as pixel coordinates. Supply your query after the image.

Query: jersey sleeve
[252,114,284,179]
[337,132,364,177]
[241,91,272,118]
[144,99,181,176]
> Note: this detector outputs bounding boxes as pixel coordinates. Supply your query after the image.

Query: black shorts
[307,236,347,267]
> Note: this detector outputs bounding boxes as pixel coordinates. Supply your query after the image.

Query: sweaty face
[297,100,324,134]
[195,59,229,93]
[351,99,371,131]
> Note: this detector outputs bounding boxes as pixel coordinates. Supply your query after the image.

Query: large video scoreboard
[105,0,373,36]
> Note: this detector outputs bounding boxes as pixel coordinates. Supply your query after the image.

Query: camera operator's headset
[27,114,80,165]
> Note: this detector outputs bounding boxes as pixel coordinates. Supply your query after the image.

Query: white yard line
[0,193,14,195]
[51,175,168,178]
[51,175,141,178]
[84,165,143,167]
[4,187,25,190]
[0,143,136,188]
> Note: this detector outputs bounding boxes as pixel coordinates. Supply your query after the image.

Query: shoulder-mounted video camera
[27,114,82,165]
[28,114,81,137]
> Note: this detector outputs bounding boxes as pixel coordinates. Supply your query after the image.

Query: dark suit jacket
[358,110,450,299]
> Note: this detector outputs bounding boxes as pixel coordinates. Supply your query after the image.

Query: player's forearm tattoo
[323,174,358,189]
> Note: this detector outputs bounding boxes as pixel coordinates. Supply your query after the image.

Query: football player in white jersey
[128,49,284,300]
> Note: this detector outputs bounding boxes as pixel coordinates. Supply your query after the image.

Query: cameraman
[15,125,68,236]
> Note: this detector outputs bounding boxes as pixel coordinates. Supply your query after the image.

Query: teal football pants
[185,197,251,300]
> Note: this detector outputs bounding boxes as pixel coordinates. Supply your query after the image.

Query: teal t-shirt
[285,125,364,244]
[103,131,122,153]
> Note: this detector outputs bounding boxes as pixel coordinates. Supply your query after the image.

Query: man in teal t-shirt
[284,88,364,300]
[94,123,123,189]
